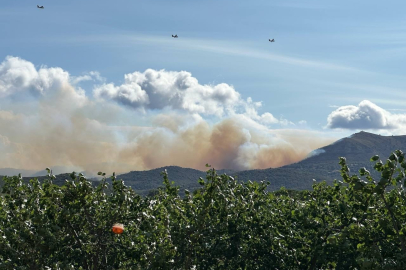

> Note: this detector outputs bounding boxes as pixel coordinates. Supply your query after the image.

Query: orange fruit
[112,223,124,234]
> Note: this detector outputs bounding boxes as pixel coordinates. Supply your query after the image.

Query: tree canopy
[1,151,406,269]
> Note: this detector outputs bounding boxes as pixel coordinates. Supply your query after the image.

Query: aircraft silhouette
[37,5,44,9]
[269,39,275,42]
[172,34,178,38]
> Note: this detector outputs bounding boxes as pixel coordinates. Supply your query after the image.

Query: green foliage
[1,150,406,269]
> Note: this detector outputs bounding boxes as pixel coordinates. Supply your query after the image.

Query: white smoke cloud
[0,56,86,106]
[306,149,326,158]
[93,69,289,127]
[0,56,39,97]
[0,56,337,174]
[93,69,243,117]
[327,100,406,132]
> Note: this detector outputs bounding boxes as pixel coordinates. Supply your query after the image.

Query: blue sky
[1,0,406,173]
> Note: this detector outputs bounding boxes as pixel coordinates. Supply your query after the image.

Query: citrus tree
[1,151,406,269]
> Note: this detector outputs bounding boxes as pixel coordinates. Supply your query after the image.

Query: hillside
[114,131,406,194]
[117,167,236,196]
[233,131,406,190]
[2,131,406,195]
[0,168,37,177]
[0,167,236,197]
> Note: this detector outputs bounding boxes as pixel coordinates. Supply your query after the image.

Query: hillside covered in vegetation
[94,131,406,195]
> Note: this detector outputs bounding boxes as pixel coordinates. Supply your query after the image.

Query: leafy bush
[1,151,406,269]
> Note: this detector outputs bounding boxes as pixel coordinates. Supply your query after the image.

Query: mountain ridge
[2,131,406,196]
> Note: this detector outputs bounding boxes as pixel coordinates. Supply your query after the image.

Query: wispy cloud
[71,71,105,85]
[42,32,366,73]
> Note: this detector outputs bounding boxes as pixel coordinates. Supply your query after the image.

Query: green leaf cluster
[1,151,406,269]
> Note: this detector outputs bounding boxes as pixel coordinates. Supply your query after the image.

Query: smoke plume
[0,56,336,175]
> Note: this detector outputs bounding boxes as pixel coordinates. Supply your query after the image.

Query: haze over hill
[3,131,404,196]
[111,131,406,195]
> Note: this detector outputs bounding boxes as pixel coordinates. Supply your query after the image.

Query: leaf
[198,177,205,186]
[359,167,370,176]
[389,153,398,161]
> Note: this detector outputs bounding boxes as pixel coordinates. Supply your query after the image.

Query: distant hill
[2,131,406,195]
[114,131,406,194]
[30,166,95,177]
[233,131,406,190]
[0,166,92,178]
[0,168,37,177]
[0,167,236,197]
[117,167,237,196]
[0,173,101,192]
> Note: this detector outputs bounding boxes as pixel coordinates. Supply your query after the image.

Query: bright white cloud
[0,56,86,105]
[94,69,242,117]
[0,56,39,97]
[242,97,279,125]
[327,100,406,132]
[93,69,291,128]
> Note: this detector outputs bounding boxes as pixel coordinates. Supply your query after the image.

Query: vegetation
[1,150,406,269]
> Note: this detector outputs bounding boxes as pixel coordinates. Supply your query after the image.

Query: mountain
[117,166,237,196]
[114,131,406,194]
[30,166,95,177]
[234,131,406,190]
[2,131,406,195]
[0,168,37,177]
[0,166,236,197]
[0,166,92,178]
